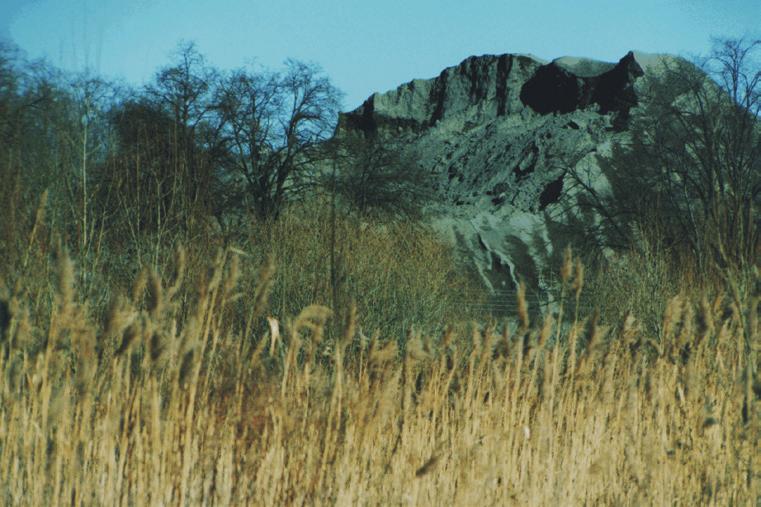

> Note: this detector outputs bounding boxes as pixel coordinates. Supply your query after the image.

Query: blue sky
[2,0,759,109]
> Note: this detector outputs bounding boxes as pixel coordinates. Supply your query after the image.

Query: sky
[1,0,759,110]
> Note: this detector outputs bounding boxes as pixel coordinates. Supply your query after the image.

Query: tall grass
[0,232,758,504]
[1,195,485,347]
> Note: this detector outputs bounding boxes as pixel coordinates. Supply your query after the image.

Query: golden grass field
[0,204,759,505]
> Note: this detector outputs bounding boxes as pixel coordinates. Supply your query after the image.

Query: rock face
[335,51,672,311]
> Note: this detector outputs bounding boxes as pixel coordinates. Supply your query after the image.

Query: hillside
[0,37,759,505]
[336,51,679,306]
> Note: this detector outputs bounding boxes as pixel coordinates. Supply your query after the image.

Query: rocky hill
[334,50,676,310]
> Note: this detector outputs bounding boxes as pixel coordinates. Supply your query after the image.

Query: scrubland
[0,199,759,506]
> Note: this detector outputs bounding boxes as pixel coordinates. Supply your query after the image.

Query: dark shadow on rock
[520,64,583,114]
[520,52,645,123]
[539,173,565,210]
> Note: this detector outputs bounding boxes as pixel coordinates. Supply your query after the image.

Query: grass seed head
[370,339,398,369]
[115,323,140,357]
[146,271,164,319]
[167,244,186,297]
[252,255,276,322]
[573,258,585,300]
[539,314,553,349]
[406,333,430,363]
[56,247,75,308]
[561,246,574,286]
[132,268,148,306]
[517,281,529,331]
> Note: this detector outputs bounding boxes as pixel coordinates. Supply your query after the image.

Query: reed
[0,232,758,505]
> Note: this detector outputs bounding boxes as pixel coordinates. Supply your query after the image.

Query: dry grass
[0,238,759,506]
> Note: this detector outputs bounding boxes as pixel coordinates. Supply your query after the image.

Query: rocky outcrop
[520,51,644,124]
[339,53,542,134]
[335,51,673,312]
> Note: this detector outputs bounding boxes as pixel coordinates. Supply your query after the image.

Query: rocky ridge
[335,50,676,310]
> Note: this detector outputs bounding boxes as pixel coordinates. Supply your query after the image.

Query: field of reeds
[0,198,759,506]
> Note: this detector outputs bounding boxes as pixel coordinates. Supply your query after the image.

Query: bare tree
[574,38,761,269]
[331,135,434,218]
[215,60,341,219]
[62,76,121,255]
[145,41,219,207]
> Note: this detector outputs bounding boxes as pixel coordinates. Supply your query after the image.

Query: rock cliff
[335,51,675,311]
